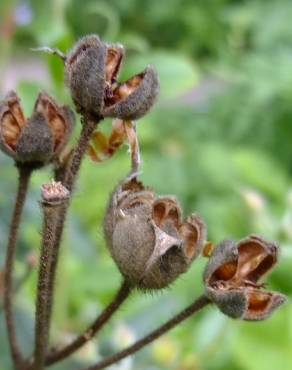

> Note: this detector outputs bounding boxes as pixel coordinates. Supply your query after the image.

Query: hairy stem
[43,115,101,352]
[45,280,131,366]
[34,200,67,370]
[4,165,32,370]
[82,295,210,370]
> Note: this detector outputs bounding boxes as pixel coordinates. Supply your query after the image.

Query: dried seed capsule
[65,35,107,117]
[203,236,287,321]
[104,177,206,290]
[0,91,74,167]
[63,35,159,120]
[103,65,159,120]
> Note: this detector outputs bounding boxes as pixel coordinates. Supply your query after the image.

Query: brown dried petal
[245,289,287,321]
[105,44,124,83]
[0,91,27,157]
[236,235,277,283]
[103,65,159,120]
[179,214,206,259]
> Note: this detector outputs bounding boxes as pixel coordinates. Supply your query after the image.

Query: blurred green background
[1,0,292,369]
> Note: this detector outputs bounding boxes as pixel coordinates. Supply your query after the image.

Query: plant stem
[4,165,32,370]
[81,295,210,370]
[45,281,131,366]
[34,198,68,370]
[43,115,101,352]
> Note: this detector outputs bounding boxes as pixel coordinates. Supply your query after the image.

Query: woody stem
[39,115,101,356]
[81,294,210,370]
[4,165,32,370]
[33,199,68,370]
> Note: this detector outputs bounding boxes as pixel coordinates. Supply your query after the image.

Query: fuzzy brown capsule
[104,176,206,290]
[65,35,107,117]
[0,91,74,167]
[64,35,159,120]
[203,235,287,321]
[103,65,159,120]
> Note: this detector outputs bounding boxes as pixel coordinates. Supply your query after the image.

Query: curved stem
[82,294,210,370]
[4,165,32,370]
[45,280,131,366]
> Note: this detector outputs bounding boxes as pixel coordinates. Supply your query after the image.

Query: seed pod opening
[104,177,206,290]
[103,66,159,120]
[0,91,74,167]
[204,236,287,320]
[105,44,124,84]
[63,35,159,120]
[0,91,26,158]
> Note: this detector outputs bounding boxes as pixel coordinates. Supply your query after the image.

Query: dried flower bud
[0,91,74,167]
[64,35,159,120]
[203,235,287,321]
[104,177,206,290]
[41,180,70,206]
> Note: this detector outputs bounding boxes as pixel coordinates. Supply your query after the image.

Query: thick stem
[44,115,100,351]
[4,165,32,370]
[34,201,66,370]
[82,295,210,370]
[45,281,131,366]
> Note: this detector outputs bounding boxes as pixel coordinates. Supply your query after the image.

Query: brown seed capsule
[203,235,287,321]
[65,35,107,117]
[103,65,160,120]
[0,91,74,167]
[64,35,159,120]
[104,176,206,290]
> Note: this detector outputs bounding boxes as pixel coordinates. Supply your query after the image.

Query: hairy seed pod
[103,65,160,120]
[0,91,74,167]
[104,176,206,290]
[63,35,159,120]
[204,236,287,321]
[65,35,107,117]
